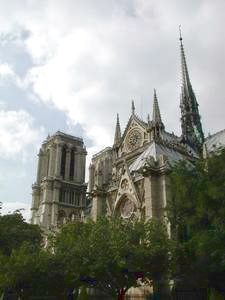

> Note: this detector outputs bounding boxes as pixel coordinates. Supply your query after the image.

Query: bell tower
[31,131,87,231]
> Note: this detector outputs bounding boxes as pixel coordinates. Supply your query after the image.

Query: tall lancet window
[60,146,66,179]
[70,149,75,180]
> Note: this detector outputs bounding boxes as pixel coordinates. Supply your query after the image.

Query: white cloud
[0,62,24,88]
[0,109,45,159]
[1,201,31,222]
[0,63,14,77]
[0,0,224,154]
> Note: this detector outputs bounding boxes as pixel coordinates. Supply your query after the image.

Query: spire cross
[131,100,135,114]
[179,25,182,42]
[116,113,120,125]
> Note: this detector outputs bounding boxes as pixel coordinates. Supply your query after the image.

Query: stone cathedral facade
[31,131,87,231]
[31,36,225,231]
[88,35,225,222]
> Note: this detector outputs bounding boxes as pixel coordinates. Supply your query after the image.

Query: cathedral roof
[129,141,186,173]
[204,129,225,153]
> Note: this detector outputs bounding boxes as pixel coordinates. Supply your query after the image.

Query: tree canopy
[0,211,44,298]
[53,217,170,300]
[0,211,42,256]
[167,148,225,296]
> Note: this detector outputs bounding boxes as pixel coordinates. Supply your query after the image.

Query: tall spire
[179,26,192,91]
[113,113,121,147]
[179,27,204,153]
[152,89,163,124]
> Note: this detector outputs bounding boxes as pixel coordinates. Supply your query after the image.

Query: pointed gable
[116,101,148,154]
[122,101,148,140]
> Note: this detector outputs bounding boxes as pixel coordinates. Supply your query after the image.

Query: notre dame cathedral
[31,35,225,231]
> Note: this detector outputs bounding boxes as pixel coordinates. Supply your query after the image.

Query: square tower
[31,131,87,231]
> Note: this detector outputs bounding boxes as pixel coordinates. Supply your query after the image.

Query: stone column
[162,174,167,210]
[162,173,171,237]
[51,181,61,227]
[65,190,69,204]
[54,143,63,177]
[73,151,78,182]
[31,184,40,224]
[41,152,48,179]
[91,193,103,221]
[144,176,153,220]
[89,164,95,192]
[47,145,55,177]
[40,180,52,230]
[76,152,82,183]
[81,150,86,182]
[65,147,71,181]
[36,149,43,183]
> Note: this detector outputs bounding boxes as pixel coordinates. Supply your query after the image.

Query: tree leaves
[168,148,225,295]
[54,217,169,299]
[0,212,42,256]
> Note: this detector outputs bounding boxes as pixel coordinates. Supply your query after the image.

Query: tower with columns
[31,131,87,231]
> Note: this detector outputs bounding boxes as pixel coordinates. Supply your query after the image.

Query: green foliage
[54,217,170,299]
[0,242,67,298]
[0,212,42,255]
[168,148,225,294]
[0,211,55,297]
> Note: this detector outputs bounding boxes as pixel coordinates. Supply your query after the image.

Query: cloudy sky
[0,0,225,220]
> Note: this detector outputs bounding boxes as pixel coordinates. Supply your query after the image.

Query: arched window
[58,210,66,225]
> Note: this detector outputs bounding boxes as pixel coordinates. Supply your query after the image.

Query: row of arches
[59,189,82,206]
[57,209,84,225]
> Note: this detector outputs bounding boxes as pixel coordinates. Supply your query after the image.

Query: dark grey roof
[204,129,225,153]
[129,141,186,172]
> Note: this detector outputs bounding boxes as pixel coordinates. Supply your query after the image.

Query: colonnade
[36,141,86,184]
[59,189,82,206]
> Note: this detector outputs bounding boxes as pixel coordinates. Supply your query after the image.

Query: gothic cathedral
[31,36,225,231]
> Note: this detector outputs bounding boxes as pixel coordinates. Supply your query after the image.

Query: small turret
[113,113,121,148]
[149,89,165,141]
[152,89,163,125]
[131,100,135,115]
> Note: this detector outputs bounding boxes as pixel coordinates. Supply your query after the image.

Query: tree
[0,211,42,255]
[0,242,68,299]
[54,217,170,300]
[167,148,225,297]
[0,211,44,298]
